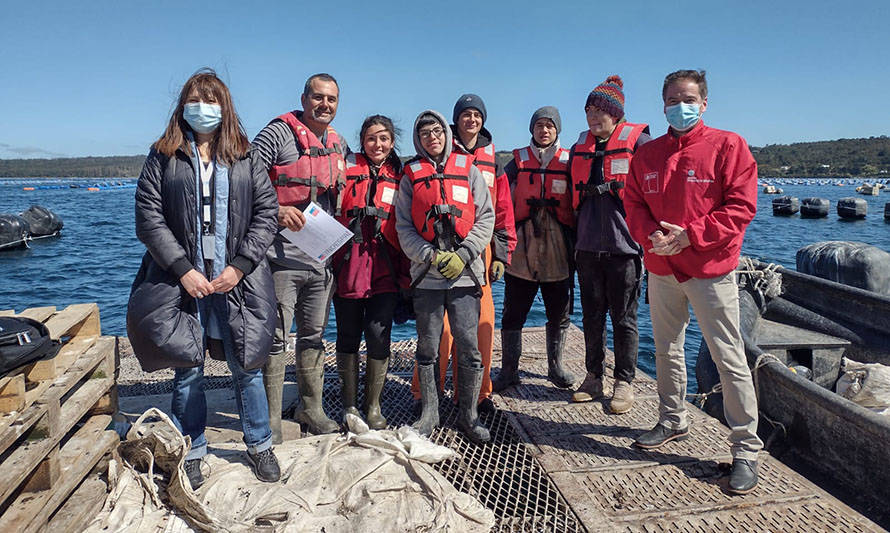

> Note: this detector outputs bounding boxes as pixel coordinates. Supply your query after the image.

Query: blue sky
[1,0,888,159]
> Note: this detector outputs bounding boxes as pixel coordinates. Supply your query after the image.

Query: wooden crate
[0,304,119,533]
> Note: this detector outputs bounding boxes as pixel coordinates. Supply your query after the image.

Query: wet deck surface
[119,325,886,532]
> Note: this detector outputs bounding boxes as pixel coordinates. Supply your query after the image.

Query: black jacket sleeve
[134,150,193,279]
[230,152,279,274]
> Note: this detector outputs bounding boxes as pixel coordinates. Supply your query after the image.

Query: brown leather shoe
[571,373,603,403]
[610,380,635,414]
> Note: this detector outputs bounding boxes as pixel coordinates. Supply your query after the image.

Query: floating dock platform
[118,325,886,532]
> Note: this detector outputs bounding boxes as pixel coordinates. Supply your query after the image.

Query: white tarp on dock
[85,409,495,532]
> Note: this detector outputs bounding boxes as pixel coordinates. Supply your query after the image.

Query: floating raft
[117,325,885,531]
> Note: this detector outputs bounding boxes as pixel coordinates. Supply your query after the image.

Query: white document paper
[280,202,352,263]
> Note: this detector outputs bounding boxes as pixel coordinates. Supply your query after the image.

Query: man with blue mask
[623,70,763,495]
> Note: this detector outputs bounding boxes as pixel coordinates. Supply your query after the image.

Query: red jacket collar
[667,120,706,146]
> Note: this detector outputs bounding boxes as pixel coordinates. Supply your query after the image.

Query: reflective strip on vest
[617,124,632,141]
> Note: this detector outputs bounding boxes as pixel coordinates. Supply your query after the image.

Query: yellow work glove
[489,260,505,282]
[436,251,466,279]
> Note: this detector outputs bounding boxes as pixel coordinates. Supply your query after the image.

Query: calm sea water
[2,177,889,392]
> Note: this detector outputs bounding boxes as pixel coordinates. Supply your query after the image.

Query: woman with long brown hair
[127,69,280,489]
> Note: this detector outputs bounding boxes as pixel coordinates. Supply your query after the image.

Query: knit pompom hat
[585,75,625,120]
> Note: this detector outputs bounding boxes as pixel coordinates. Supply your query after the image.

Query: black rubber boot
[546,325,576,389]
[336,352,361,419]
[262,350,287,445]
[363,357,389,429]
[294,348,339,434]
[457,366,491,444]
[412,363,440,436]
[492,329,522,393]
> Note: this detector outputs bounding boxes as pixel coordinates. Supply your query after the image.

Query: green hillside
[2,135,889,178]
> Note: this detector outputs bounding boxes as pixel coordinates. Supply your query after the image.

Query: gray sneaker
[184,458,204,490]
[248,448,281,483]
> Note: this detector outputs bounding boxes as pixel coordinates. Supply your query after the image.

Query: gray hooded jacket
[395,110,494,290]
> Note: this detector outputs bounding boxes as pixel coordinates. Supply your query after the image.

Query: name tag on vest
[482,170,495,188]
[611,158,629,175]
[551,179,567,194]
[380,187,395,205]
[452,185,469,204]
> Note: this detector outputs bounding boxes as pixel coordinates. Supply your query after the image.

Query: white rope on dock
[737,257,783,298]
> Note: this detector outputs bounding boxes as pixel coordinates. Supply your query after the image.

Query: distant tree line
[2,136,889,178]
[750,136,890,178]
[0,155,146,177]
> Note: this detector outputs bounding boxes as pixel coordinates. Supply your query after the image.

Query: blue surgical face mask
[665,102,701,132]
[183,102,222,134]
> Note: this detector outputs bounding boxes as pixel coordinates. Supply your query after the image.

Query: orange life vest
[338,153,401,249]
[570,122,648,210]
[405,153,475,249]
[511,146,575,228]
[268,111,346,206]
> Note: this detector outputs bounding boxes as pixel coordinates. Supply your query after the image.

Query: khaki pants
[649,272,762,460]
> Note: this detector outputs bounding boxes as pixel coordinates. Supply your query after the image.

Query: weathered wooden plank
[0,337,113,450]
[0,374,26,413]
[21,446,60,493]
[42,475,107,533]
[0,416,116,533]
[44,303,100,341]
[18,307,57,323]
[0,401,60,505]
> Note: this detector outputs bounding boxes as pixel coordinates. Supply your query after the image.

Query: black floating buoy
[838,197,867,219]
[772,195,800,216]
[884,202,890,221]
[801,197,830,218]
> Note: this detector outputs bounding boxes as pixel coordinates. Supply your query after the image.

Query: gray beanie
[453,93,487,125]
[529,106,561,134]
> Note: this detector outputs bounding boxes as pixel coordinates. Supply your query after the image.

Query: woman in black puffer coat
[126,69,280,489]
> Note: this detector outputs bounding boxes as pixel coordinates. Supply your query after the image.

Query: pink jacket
[623,121,758,282]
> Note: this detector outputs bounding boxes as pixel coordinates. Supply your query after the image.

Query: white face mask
[183,102,222,134]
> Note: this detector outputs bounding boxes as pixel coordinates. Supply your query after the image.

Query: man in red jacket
[623,70,763,495]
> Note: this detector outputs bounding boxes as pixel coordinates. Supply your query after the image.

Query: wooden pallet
[0,304,119,533]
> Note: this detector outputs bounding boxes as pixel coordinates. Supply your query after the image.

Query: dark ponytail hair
[359,114,402,172]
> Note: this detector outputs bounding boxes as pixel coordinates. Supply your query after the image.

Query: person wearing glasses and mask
[127,69,280,490]
[395,110,494,444]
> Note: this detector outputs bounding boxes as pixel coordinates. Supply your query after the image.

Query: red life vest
[466,142,499,195]
[268,111,346,206]
[405,153,475,248]
[511,146,575,228]
[338,153,401,249]
[570,122,648,210]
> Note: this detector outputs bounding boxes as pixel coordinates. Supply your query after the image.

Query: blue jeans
[171,293,273,460]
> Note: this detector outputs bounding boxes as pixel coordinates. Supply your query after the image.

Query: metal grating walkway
[118,326,886,532]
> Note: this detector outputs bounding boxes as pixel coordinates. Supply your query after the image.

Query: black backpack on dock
[0,317,60,377]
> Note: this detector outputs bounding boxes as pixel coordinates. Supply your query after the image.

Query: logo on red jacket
[643,172,659,194]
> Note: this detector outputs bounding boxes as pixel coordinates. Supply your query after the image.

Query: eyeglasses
[418,127,444,139]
